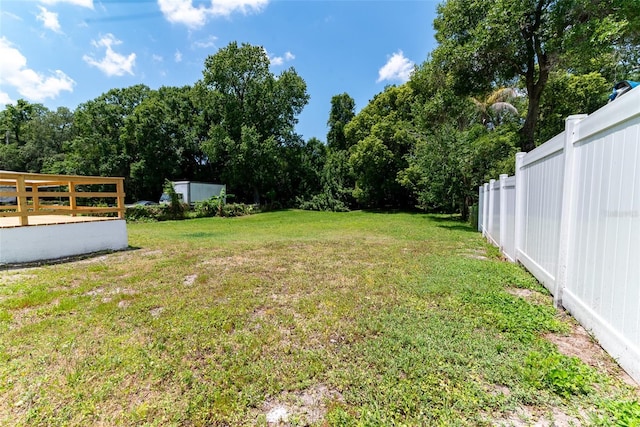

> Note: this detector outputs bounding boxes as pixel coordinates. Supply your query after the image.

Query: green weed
[523,349,596,398]
[596,400,640,426]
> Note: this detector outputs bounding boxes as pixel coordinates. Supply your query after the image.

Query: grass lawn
[0,210,638,426]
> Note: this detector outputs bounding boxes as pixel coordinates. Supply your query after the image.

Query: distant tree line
[1,0,638,218]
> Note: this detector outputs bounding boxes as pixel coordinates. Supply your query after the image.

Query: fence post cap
[565,114,588,122]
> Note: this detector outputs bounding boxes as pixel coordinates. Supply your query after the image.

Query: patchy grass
[0,210,637,426]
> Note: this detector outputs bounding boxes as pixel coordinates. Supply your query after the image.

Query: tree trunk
[461,195,471,222]
[519,108,537,153]
[519,65,550,153]
[519,0,551,153]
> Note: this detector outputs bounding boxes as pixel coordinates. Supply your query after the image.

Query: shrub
[162,179,184,220]
[193,189,227,218]
[221,203,255,217]
[125,205,168,221]
[297,192,349,212]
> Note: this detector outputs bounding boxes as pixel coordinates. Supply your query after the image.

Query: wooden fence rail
[0,171,125,226]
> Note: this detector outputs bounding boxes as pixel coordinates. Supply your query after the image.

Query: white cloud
[152,54,164,62]
[158,0,269,29]
[207,0,269,17]
[193,35,218,49]
[377,50,414,83]
[37,6,62,33]
[0,37,75,102]
[0,92,15,106]
[40,0,93,8]
[268,50,295,67]
[83,34,136,77]
[175,49,183,62]
[2,11,23,21]
[270,56,283,66]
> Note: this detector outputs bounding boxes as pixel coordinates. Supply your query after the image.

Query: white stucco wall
[0,219,128,264]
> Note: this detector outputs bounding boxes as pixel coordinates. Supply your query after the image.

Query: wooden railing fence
[0,171,125,226]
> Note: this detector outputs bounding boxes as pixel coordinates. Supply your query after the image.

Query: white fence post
[514,152,526,263]
[487,179,496,239]
[499,174,508,253]
[478,185,484,232]
[482,183,489,237]
[554,114,588,308]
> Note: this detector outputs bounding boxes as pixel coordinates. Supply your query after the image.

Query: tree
[470,87,519,129]
[285,137,326,203]
[400,125,466,214]
[0,101,74,173]
[432,0,638,151]
[51,85,151,177]
[399,124,518,220]
[1,99,34,146]
[23,106,75,173]
[345,85,416,208]
[199,42,309,204]
[409,60,476,132]
[298,148,354,212]
[399,58,522,218]
[120,86,194,201]
[299,93,358,212]
[327,93,355,151]
[537,72,609,142]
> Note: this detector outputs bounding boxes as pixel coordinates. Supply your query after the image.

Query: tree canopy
[432,0,639,151]
[2,3,637,217]
[199,42,310,204]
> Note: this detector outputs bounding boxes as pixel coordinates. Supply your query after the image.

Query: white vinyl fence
[479,86,640,383]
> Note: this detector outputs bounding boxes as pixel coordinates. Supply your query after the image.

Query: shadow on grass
[361,208,426,215]
[358,209,477,233]
[436,224,477,233]
[426,214,477,233]
[0,246,141,271]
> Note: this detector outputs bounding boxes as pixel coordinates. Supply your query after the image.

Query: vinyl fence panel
[517,133,565,291]
[478,185,485,233]
[562,94,640,382]
[501,175,516,262]
[478,86,640,383]
[487,179,501,246]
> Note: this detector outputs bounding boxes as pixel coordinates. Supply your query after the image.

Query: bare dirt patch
[138,249,163,257]
[461,248,489,260]
[84,287,138,304]
[200,250,264,269]
[183,274,197,286]
[493,406,584,426]
[0,272,38,284]
[504,287,638,388]
[74,255,109,265]
[505,287,551,305]
[73,249,162,266]
[546,322,638,388]
[258,384,344,425]
[85,287,137,297]
[150,307,165,317]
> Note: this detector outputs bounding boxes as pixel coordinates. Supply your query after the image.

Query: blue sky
[0,0,439,140]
